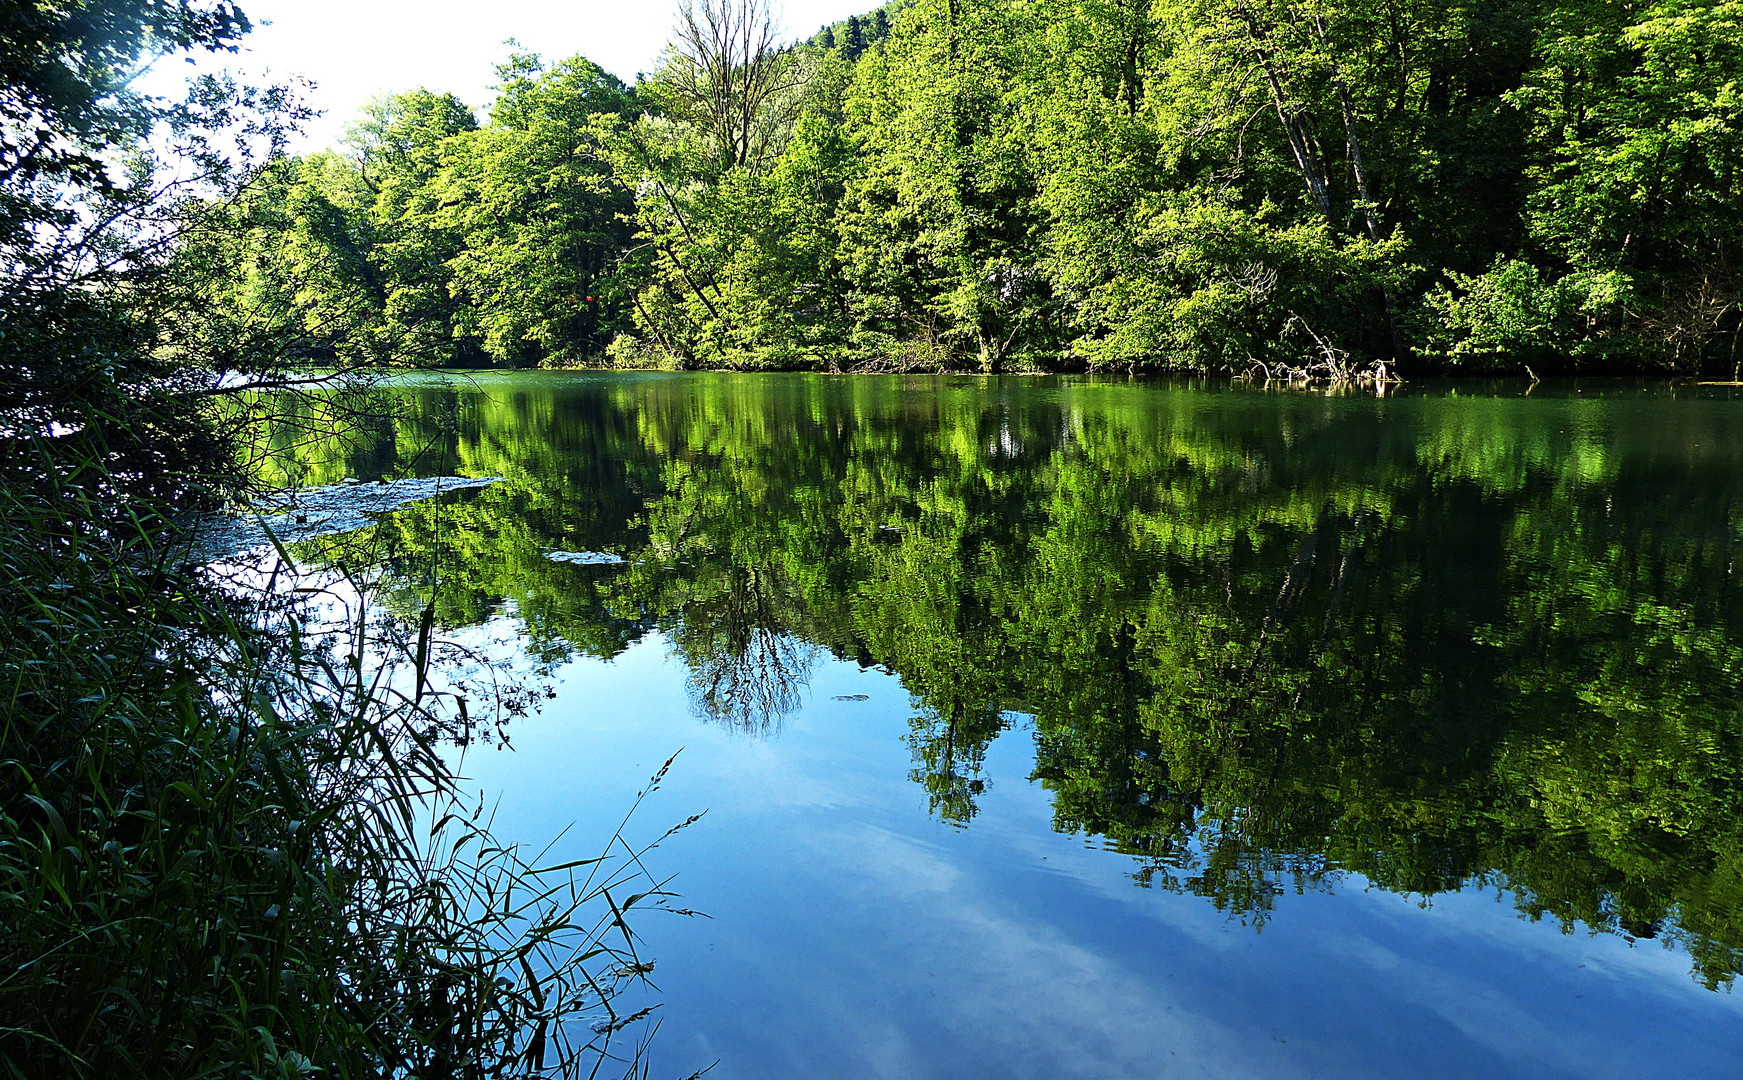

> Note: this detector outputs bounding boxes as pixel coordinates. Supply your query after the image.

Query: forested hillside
[190,0,1743,375]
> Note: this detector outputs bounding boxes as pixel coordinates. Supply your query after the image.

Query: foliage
[808,2,904,58]
[0,0,251,232]
[198,0,1743,374]
[1422,257,1629,368]
[1510,0,1743,369]
[653,0,804,171]
[0,463,678,1077]
[182,53,637,370]
[434,57,636,366]
[0,3,678,1075]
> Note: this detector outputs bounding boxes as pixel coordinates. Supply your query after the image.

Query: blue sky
[147,0,872,151]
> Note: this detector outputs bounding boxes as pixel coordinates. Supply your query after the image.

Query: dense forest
[189,0,1743,376]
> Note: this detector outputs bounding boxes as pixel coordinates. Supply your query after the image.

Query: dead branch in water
[1237,314,1401,390]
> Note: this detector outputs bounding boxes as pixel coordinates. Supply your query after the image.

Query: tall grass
[0,429,689,1078]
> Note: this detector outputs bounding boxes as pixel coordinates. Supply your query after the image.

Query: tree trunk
[1235,1,1334,218]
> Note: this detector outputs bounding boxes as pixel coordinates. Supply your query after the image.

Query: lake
[253,371,1743,1079]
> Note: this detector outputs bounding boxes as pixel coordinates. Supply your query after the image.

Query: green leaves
[188,60,638,371]
[171,0,1743,376]
[1422,256,1632,367]
[1513,0,1743,368]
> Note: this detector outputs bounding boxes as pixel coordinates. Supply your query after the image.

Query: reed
[0,430,686,1079]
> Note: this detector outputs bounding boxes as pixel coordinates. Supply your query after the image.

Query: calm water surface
[264,372,1743,1078]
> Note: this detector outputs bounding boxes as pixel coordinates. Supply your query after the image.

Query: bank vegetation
[184,0,1743,377]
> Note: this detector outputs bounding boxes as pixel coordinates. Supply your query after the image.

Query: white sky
[145,0,870,151]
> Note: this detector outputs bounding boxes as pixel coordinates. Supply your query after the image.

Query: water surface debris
[545,551,627,566]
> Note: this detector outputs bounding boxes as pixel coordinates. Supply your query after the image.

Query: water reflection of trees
[262,376,1743,986]
[907,704,1007,825]
[672,562,817,735]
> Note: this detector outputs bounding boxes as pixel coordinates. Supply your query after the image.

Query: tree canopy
[197,0,1743,375]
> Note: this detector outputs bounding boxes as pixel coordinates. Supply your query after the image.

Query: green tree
[836,0,1056,371]
[163,0,1743,376]
[1443,0,1743,369]
[350,89,483,365]
[426,54,636,366]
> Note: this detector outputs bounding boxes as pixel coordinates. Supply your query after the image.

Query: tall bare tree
[659,0,803,170]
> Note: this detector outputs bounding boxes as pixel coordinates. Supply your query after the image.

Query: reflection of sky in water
[252,373,1743,1076]
[451,625,1743,1080]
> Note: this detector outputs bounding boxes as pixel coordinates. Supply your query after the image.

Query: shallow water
[262,371,1743,1078]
